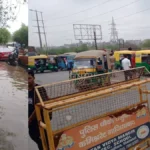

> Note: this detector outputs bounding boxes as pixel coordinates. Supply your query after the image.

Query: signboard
[55,102,150,150]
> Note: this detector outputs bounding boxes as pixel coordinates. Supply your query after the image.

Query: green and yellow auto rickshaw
[70,50,111,79]
[114,50,136,69]
[28,55,58,73]
[135,50,150,72]
[69,50,112,91]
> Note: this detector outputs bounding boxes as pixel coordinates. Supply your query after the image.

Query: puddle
[0,62,28,150]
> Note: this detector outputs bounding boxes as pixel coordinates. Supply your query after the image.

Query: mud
[0,62,28,150]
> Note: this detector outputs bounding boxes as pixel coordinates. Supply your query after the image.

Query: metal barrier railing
[35,78,150,150]
[35,67,145,106]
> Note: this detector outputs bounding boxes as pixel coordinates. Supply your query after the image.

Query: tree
[0,28,11,44]
[142,39,150,48]
[13,24,28,46]
[0,0,27,28]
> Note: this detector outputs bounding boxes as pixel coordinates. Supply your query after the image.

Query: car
[0,46,13,61]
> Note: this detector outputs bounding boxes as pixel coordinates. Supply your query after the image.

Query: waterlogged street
[0,62,28,150]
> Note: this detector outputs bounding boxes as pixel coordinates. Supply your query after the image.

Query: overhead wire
[49,0,113,20]
[45,0,143,28]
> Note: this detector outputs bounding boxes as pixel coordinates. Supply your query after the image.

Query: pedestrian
[121,54,132,81]
[103,55,108,71]
[110,53,116,77]
[28,69,51,150]
[110,53,115,71]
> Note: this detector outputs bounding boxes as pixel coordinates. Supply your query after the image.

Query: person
[28,70,51,150]
[121,54,132,81]
[110,53,116,77]
[103,55,108,70]
[64,57,68,67]
[131,54,135,68]
[110,53,116,71]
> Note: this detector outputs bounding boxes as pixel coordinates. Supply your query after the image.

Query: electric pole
[30,9,48,49]
[35,10,42,48]
[40,12,48,48]
[93,31,97,50]
[30,9,43,48]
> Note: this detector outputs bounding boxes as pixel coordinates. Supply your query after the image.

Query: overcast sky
[8,0,28,34]
[29,0,150,47]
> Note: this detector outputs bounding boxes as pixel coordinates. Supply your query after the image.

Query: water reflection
[0,62,27,90]
[0,62,28,150]
[0,129,15,150]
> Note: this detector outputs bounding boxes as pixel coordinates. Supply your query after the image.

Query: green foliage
[0,28,11,44]
[142,39,150,48]
[13,24,28,46]
[37,44,89,55]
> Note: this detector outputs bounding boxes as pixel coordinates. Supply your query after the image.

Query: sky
[28,0,150,47]
[7,0,28,34]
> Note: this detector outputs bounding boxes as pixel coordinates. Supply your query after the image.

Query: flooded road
[0,62,28,150]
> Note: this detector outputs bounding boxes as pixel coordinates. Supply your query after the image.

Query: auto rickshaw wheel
[40,69,44,73]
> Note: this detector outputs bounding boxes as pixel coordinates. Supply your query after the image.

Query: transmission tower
[110,17,118,43]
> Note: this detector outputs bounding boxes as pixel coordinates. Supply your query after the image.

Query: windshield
[28,52,37,56]
[74,59,96,69]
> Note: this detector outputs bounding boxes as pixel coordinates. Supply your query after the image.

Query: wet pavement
[0,62,28,150]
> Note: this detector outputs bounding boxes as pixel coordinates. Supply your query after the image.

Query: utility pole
[30,9,48,50]
[40,12,48,48]
[93,31,97,50]
[30,9,43,48]
[35,10,42,49]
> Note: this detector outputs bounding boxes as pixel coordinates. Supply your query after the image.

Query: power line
[49,0,113,21]
[43,7,150,34]
[46,0,143,28]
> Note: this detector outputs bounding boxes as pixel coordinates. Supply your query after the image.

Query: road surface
[0,62,28,150]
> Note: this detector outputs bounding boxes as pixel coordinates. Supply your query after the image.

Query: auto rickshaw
[28,55,58,73]
[114,50,136,69]
[56,53,76,70]
[70,50,111,79]
[69,50,111,91]
[135,50,150,71]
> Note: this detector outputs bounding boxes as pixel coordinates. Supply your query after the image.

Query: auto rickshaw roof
[63,52,77,55]
[136,50,150,54]
[48,55,57,57]
[114,50,136,54]
[75,50,107,59]
[29,55,48,59]
[57,54,76,57]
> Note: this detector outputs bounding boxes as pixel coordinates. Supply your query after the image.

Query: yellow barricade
[35,68,150,150]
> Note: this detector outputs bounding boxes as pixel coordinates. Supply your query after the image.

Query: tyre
[40,70,44,73]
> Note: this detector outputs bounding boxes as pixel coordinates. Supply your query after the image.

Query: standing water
[0,62,28,150]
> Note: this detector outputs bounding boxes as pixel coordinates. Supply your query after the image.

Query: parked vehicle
[0,46,13,61]
[70,50,111,79]
[18,50,37,67]
[56,53,76,70]
[28,55,58,73]
[7,50,18,66]
[114,50,136,70]
[135,50,150,71]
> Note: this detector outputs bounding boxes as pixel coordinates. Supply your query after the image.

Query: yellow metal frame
[35,79,150,150]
